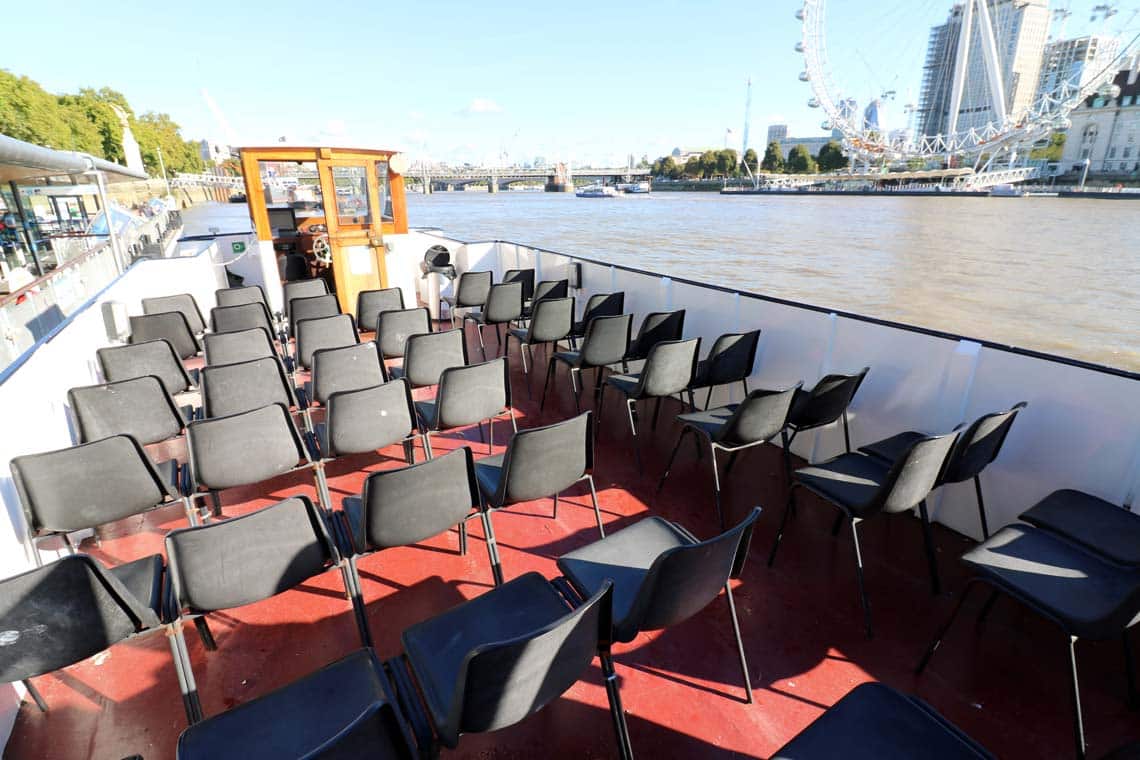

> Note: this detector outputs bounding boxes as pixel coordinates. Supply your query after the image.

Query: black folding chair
[515,278,569,325]
[11,434,195,562]
[143,294,207,336]
[601,337,701,472]
[784,368,870,470]
[337,446,499,595]
[356,287,405,334]
[98,339,198,396]
[441,270,491,327]
[463,281,523,361]
[317,380,425,465]
[289,294,342,338]
[215,285,270,311]
[1020,488,1140,568]
[623,309,685,369]
[283,279,330,323]
[558,508,761,703]
[476,412,605,584]
[502,268,535,303]
[164,495,371,722]
[771,682,994,759]
[769,431,960,638]
[305,342,386,411]
[689,329,762,410]
[569,291,625,345]
[375,307,432,380]
[415,358,517,457]
[295,314,360,371]
[505,296,573,392]
[862,402,1027,540]
[199,356,308,430]
[388,328,467,389]
[203,327,278,367]
[130,311,201,359]
[390,573,631,759]
[0,554,193,723]
[210,302,277,338]
[659,384,801,528]
[543,312,632,414]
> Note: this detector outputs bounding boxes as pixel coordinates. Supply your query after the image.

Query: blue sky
[7,1,1135,165]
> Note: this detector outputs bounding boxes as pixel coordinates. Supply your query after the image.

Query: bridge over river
[408,166,651,192]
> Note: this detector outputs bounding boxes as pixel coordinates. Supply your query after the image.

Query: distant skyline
[7,1,1137,166]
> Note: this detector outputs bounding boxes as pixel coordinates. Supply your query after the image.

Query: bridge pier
[488,176,498,193]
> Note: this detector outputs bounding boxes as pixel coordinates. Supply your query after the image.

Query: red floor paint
[7,326,1140,759]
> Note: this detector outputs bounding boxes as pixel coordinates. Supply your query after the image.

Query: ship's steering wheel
[311,234,332,266]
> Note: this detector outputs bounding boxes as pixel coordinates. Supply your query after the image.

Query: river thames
[408,191,1138,372]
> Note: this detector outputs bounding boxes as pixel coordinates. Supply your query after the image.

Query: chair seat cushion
[473,454,505,503]
[157,458,181,492]
[772,682,994,759]
[553,350,583,368]
[676,404,740,440]
[962,525,1140,640]
[860,430,926,464]
[176,648,408,759]
[794,453,892,516]
[604,373,641,398]
[413,400,438,429]
[401,572,570,732]
[108,554,165,619]
[557,516,692,641]
[340,495,367,554]
[387,365,406,381]
[508,328,528,343]
[1020,489,1140,567]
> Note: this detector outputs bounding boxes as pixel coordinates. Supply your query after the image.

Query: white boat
[575,184,619,198]
[618,181,651,194]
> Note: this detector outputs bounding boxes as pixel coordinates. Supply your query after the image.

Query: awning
[0,133,149,184]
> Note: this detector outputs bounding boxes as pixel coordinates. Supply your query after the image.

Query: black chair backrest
[452,577,612,741]
[296,314,360,370]
[298,700,413,760]
[311,342,386,405]
[627,509,760,636]
[503,268,535,302]
[283,254,310,282]
[284,279,329,319]
[69,375,185,445]
[581,292,625,326]
[580,313,632,368]
[402,329,467,388]
[634,337,700,399]
[0,554,160,682]
[98,339,195,395]
[129,312,199,359]
[290,294,342,337]
[877,431,961,515]
[142,294,206,334]
[433,358,511,430]
[358,446,479,549]
[532,279,568,304]
[526,297,574,344]
[627,310,685,361]
[716,384,801,447]
[210,302,275,336]
[187,403,309,490]
[494,412,591,505]
[166,496,334,613]
[376,307,431,359]
[215,285,269,310]
[481,281,523,324]
[702,330,761,386]
[203,327,276,366]
[356,287,405,332]
[10,435,173,535]
[790,367,870,430]
[325,380,417,457]
[943,402,1027,483]
[200,357,298,418]
[454,270,492,307]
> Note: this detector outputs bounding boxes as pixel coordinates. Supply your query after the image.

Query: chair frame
[417,358,518,458]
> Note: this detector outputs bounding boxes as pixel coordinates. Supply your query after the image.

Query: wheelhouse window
[332,166,370,226]
[258,160,324,233]
[375,160,394,222]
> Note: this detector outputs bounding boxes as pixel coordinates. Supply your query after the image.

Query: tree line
[651,140,851,179]
[0,70,204,176]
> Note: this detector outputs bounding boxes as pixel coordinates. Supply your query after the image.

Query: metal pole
[92,171,126,271]
[156,145,172,197]
[1079,158,1091,190]
[8,181,43,276]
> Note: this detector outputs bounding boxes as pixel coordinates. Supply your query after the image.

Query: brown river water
[407,191,1139,372]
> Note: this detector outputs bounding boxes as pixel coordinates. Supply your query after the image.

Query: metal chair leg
[657,429,687,492]
[423,431,434,459]
[710,443,725,531]
[480,507,504,586]
[458,521,468,555]
[974,475,991,540]
[194,616,218,651]
[768,485,797,567]
[626,399,642,473]
[850,518,873,638]
[403,439,415,465]
[22,679,47,712]
[918,500,942,596]
[587,475,606,538]
[600,652,635,760]
[596,384,608,440]
[650,397,662,431]
[339,557,374,649]
[1067,635,1087,760]
[705,386,713,410]
[168,622,204,724]
[541,359,557,411]
[724,582,753,703]
[842,410,852,453]
[916,580,979,674]
[553,493,559,519]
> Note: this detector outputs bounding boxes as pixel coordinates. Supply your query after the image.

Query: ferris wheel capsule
[808,98,820,108]
[821,120,833,130]
[799,71,811,82]
[794,41,804,53]
[795,8,804,21]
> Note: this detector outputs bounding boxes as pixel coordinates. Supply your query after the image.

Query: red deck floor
[6,326,1140,759]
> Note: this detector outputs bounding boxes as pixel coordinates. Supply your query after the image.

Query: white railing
[394,230,1140,543]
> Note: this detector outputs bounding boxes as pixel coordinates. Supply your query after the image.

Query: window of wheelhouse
[376,160,394,222]
[332,166,370,227]
[258,160,324,234]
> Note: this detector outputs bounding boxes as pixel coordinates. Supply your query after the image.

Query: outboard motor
[421,245,457,281]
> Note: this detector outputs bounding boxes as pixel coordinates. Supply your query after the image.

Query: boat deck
[6,325,1140,759]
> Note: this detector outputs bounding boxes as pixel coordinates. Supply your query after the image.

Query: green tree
[815,141,849,172]
[761,141,784,172]
[0,70,73,149]
[682,156,702,178]
[653,155,679,179]
[786,144,817,173]
[698,150,718,179]
[1030,132,1066,161]
[133,112,203,175]
[742,148,759,174]
[715,149,738,177]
